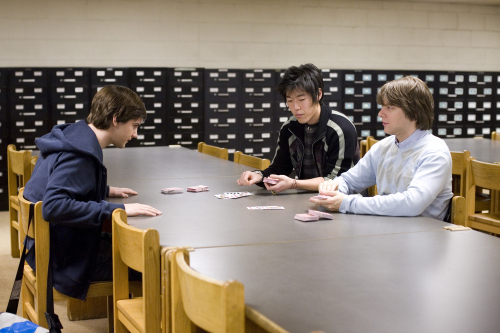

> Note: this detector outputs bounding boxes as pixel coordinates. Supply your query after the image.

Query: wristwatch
[253,170,264,183]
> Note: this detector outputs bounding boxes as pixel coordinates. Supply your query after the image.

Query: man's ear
[317,88,323,101]
[112,115,118,127]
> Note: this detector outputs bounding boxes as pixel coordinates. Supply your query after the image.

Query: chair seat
[24,264,114,300]
[469,213,500,226]
[116,297,144,333]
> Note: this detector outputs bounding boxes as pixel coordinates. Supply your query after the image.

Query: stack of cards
[161,187,183,194]
[187,185,209,192]
[215,192,253,199]
[310,194,330,200]
[263,177,279,185]
[294,214,320,222]
[308,209,334,220]
[443,225,471,231]
[294,210,334,222]
[247,206,285,210]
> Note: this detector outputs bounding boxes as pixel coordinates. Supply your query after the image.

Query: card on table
[215,192,253,199]
[443,225,471,231]
[308,209,334,220]
[161,187,183,194]
[247,206,285,210]
[294,213,320,222]
[187,185,209,192]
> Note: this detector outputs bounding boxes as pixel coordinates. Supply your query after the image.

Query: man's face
[111,118,142,148]
[286,89,322,125]
[378,104,417,142]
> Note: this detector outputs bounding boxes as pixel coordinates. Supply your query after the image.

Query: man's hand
[237,171,262,186]
[109,186,138,198]
[309,190,345,212]
[124,203,162,217]
[263,174,293,194]
[319,179,339,193]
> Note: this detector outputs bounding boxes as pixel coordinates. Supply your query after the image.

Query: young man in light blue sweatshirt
[310,76,453,221]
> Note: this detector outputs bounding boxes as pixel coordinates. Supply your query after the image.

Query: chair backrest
[198,142,229,160]
[366,136,379,151]
[234,151,270,170]
[18,187,50,328]
[451,196,466,226]
[450,150,470,197]
[8,144,32,197]
[465,158,500,233]
[364,136,379,196]
[467,158,500,192]
[170,247,245,333]
[492,132,499,141]
[112,209,161,333]
[359,139,368,158]
[30,156,38,173]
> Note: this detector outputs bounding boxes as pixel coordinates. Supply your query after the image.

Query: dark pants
[90,232,142,282]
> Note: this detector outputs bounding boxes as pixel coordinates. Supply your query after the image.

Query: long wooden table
[108,177,449,248]
[444,138,500,163]
[104,146,248,181]
[190,230,500,333]
[105,146,500,332]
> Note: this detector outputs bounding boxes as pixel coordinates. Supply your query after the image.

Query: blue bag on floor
[0,313,49,333]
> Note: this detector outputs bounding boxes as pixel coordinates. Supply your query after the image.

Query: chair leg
[10,212,20,258]
[106,295,114,333]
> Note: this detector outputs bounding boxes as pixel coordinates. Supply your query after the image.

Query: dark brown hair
[376,76,434,130]
[87,85,146,129]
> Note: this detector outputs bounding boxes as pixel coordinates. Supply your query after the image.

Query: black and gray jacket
[258,105,359,184]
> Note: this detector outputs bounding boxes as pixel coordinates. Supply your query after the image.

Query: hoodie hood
[35,120,104,166]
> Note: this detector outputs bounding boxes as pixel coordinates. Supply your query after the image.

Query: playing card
[161,187,183,194]
[294,213,320,222]
[187,185,210,192]
[308,209,334,220]
[217,192,254,199]
[310,194,330,200]
[247,206,285,210]
[263,177,279,185]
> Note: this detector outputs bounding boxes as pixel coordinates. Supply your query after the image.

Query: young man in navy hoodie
[23,85,162,300]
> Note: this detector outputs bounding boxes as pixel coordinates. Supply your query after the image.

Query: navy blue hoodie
[24,120,124,300]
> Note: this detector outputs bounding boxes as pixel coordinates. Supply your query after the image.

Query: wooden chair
[359,138,368,158]
[364,137,379,197]
[451,150,491,212]
[30,156,38,173]
[451,151,469,197]
[451,196,466,226]
[492,132,499,140]
[198,142,228,160]
[112,208,161,333]
[18,188,117,332]
[168,247,245,333]
[8,144,32,258]
[465,158,500,234]
[234,151,271,170]
[366,136,379,151]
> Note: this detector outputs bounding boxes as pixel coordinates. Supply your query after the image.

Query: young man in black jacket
[237,63,359,193]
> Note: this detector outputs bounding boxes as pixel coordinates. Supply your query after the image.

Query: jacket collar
[288,104,329,143]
